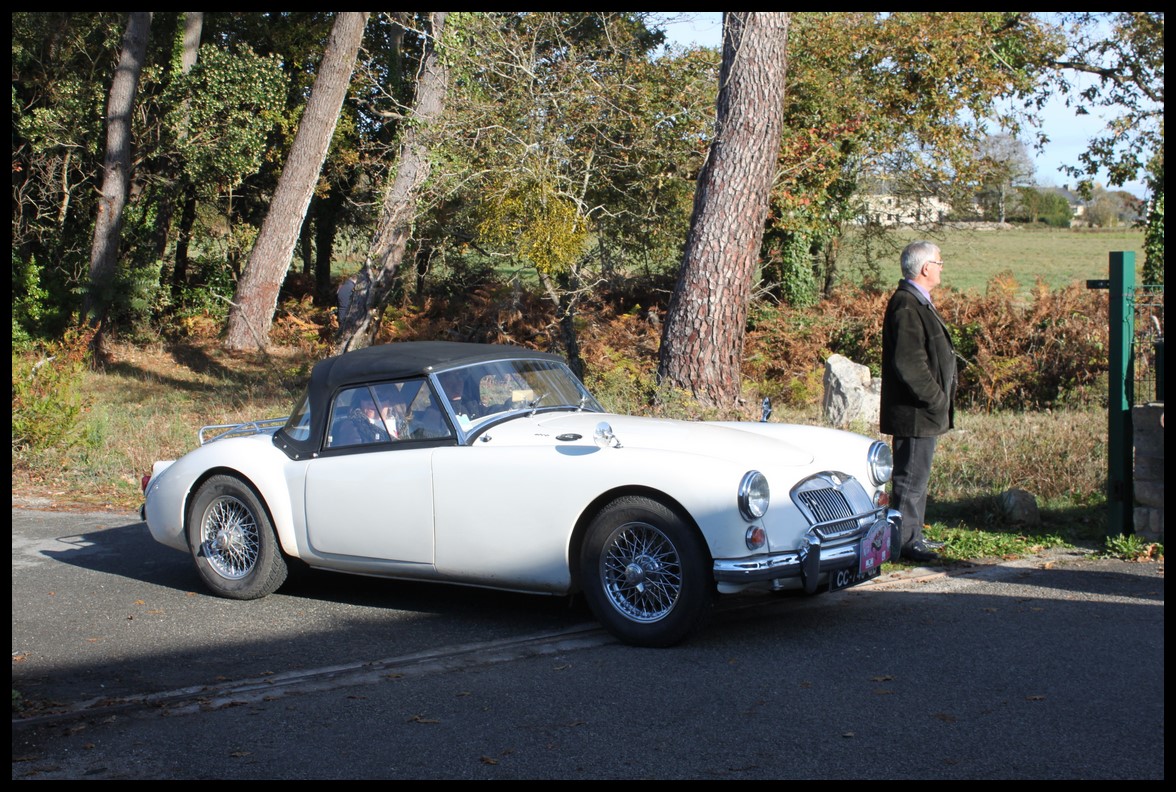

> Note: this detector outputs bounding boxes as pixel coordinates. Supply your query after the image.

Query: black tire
[580,496,714,647]
[187,475,287,600]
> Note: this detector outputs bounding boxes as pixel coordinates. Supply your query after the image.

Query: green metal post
[1106,252,1135,536]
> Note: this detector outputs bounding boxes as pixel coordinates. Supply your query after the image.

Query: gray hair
[900,241,940,280]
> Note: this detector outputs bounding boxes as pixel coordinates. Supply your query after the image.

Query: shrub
[11,325,95,452]
[11,251,50,344]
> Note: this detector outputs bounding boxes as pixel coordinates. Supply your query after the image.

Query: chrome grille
[815,518,861,540]
[795,486,863,540]
[797,487,853,522]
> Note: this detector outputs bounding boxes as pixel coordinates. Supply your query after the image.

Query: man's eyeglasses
[925,260,944,267]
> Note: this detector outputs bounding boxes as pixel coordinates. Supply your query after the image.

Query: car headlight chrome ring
[868,441,893,486]
[738,470,770,521]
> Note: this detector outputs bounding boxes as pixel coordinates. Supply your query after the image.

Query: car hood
[496,411,817,467]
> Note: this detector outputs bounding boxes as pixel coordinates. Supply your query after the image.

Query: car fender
[144,435,304,559]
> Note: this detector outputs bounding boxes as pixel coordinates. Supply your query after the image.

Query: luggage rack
[199,417,288,445]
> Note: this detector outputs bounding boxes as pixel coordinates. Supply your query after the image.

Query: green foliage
[168,43,289,192]
[1011,186,1072,227]
[1141,153,1164,285]
[1141,192,1164,285]
[166,256,239,337]
[444,12,709,286]
[11,252,52,343]
[766,11,1064,271]
[582,348,659,413]
[1049,13,1164,190]
[477,178,589,276]
[762,231,820,308]
[11,326,95,452]
[1041,190,1075,228]
[926,524,1072,563]
[1101,534,1164,561]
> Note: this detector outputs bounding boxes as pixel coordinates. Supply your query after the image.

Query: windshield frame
[430,357,602,442]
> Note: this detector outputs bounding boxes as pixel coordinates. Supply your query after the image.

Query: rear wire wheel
[581,496,713,647]
[187,475,287,600]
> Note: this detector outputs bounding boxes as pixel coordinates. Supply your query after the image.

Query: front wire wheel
[599,521,682,623]
[582,496,713,647]
[187,475,287,600]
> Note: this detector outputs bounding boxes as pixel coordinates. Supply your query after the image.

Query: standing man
[880,240,957,562]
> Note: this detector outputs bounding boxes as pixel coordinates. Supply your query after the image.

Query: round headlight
[868,441,893,486]
[738,470,770,520]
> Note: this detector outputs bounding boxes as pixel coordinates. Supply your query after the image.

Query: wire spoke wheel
[600,522,682,622]
[187,475,287,600]
[581,496,713,647]
[199,495,260,580]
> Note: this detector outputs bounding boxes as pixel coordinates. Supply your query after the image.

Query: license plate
[829,520,892,592]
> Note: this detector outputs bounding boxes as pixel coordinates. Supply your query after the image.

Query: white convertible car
[143,341,899,647]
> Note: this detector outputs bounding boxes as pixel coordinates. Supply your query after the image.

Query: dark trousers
[891,435,938,547]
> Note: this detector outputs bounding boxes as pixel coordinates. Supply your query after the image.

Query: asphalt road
[11,508,1165,780]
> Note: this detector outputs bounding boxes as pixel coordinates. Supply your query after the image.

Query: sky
[656,13,1150,199]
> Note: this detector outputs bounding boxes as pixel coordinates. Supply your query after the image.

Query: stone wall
[1132,403,1165,541]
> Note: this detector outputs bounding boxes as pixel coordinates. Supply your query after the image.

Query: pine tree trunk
[657,12,790,407]
[225,11,368,352]
[157,13,204,297]
[84,11,152,345]
[336,12,449,353]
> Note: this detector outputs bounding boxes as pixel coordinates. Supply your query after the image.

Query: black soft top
[277,341,567,457]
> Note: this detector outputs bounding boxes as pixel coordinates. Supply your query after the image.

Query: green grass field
[839,225,1146,296]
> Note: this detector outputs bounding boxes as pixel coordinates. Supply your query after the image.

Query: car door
[303,380,452,565]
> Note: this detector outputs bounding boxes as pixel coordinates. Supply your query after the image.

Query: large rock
[998,488,1040,526]
[822,354,880,428]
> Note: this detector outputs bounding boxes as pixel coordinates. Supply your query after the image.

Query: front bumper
[713,509,902,594]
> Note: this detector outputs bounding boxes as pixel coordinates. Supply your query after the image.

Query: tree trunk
[225,11,368,352]
[300,200,316,275]
[314,186,344,305]
[84,11,152,345]
[657,12,790,407]
[336,12,450,353]
[157,13,204,296]
[172,189,198,300]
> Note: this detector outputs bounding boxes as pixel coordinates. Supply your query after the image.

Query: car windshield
[435,358,601,430]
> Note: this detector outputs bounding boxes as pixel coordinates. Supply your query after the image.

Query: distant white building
[855,192,952,226]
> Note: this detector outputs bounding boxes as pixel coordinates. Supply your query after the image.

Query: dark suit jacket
[880,280,956,437]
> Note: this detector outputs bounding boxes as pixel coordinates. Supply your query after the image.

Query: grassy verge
[12,339,1146,566]
[12,342,309,510]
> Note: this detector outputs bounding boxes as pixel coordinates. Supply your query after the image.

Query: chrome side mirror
[593,421,622,448]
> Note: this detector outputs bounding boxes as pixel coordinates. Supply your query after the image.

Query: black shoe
[902,541,942,562]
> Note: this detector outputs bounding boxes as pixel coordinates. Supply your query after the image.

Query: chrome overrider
[713,507,902,594]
